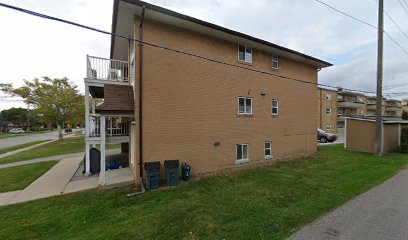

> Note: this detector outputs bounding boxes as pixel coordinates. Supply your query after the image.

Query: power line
[314,0,377,29]
[0,2,404,97]
[384,9,408,41]
[397,0,408,19]
[371,0,408,43]
[314,0,408,57]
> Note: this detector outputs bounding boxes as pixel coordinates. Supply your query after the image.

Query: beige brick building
[317,88,337,133]
[83,0,332,186]
[317,89,403,133]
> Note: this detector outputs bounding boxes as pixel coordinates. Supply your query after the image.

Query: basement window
[326,124,331,130]
[238,45,252,63]
[272,99,279,115]
[272,55,279,69]
[264,142,272,160]
[236,144,249,163]
[238,97,252,114]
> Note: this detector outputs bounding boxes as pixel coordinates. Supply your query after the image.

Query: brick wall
[132,18,320,178]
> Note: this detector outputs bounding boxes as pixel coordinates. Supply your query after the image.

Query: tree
[1,77,84,139]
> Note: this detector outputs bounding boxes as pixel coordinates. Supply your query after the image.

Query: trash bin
[82,148,101,174]
[144,161,161,190]
[90,148,101,174]
[164,160,179,186]
[181,162,191,181]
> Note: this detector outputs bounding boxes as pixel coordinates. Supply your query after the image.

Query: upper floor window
[326,124,331,130]
[238,97,252,114]
[272,99,279,115]
[326,94,331,100]
[272,55,279,69]
[326,108,331,115]
[238,45,252,63]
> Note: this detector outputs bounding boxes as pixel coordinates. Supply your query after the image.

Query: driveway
[288,166,408,240]
[0,131,67,148]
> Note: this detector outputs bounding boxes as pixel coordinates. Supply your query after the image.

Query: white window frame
[272,55,279,69]
[238,97,253,115]
[326,94,331,100]
[236,144,249,164]
[326,124,331,130]
[238,45,253,63]
[326,108,331,115]
[272,99,279,115]
[264,141,272,160]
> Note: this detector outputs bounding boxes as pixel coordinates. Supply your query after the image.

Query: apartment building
[84,0,332,186]
[317,88,403,133]
[317,88,337,132]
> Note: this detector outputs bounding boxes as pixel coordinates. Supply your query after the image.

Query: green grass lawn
[0,137,120,164]
[0,140,50,155]
[0,145,407,239]
[0,161,57,193]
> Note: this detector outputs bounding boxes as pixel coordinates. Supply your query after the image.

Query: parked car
[9,128,25,134]
[317,128,338,143]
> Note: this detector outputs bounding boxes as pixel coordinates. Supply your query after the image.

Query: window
[338,123,344,129]
[326,94,331,100]
[264,142,272,159]
[238,45,252,63]
[236,144,248,162]
[326,108,331,115]
[337,108,343,115]
[326,124,331,130]
[238,97,252,114]
[272,55,279,69]
[272,99,279,115]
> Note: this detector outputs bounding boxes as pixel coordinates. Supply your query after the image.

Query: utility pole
[375,0,384,155]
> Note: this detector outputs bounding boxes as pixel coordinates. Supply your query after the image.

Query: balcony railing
[89,114,130,137]
[86,55,129,83]
[337,100,364,109]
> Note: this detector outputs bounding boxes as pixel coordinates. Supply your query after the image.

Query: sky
[0,0,407,110]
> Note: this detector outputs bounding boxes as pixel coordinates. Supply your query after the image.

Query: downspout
[128,5,146,197]
[138,5,146,180]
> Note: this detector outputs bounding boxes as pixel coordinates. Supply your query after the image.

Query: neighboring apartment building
[317,88,403,133]
[317,88,337,132]
[84,0,332,186]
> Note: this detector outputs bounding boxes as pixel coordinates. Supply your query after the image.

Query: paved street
[0,131,65,148]
[289,166,408,240]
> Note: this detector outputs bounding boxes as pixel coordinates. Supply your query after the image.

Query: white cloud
[0,0,407,110]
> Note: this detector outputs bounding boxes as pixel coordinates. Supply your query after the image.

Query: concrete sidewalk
[0,149,121,169]
[7,156,83,205]
[288,166,408,240]
[0,154,134,206]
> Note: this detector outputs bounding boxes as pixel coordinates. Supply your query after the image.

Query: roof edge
[110,0,333,67]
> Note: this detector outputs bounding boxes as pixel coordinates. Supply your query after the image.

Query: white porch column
[91,98,96,148]
[99,115,106,185]
[84,83,90,174]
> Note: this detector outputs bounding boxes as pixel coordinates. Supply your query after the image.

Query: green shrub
[401,127,408,153]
